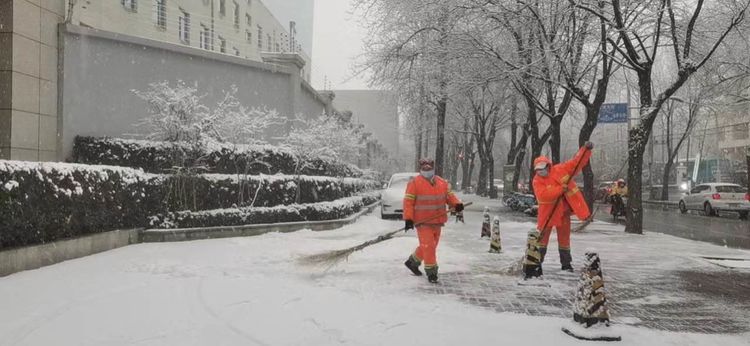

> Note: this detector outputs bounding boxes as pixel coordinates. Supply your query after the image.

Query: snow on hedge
[73,136,365,178]
[0,160,380,249]
[149,192,382,229]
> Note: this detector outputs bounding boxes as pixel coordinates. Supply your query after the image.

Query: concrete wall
[0,0,65,161]
[333,90,400,155]
[0,228,140,277]
[60,24,329,159]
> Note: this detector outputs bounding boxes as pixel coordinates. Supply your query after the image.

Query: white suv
[678,183,750,218]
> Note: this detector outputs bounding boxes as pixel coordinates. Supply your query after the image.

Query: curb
[140,201,381,242]
[1,201,380,277]
[642,200,679,211]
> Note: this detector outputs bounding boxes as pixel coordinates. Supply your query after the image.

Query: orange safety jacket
[532,147,592,230]
[403,175,461,225]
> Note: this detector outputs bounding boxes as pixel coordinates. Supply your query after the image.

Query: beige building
[67,0,311,81]
[1,0,324,162]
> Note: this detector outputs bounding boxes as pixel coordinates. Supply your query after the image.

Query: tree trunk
[467,152,476,190]
[579,105,601,208]
[477,160,488,196]
[625,71,655,235]
[661,158,673,201]
[549,116,562,163]
[415,130,423,171]
[513,147,526,193]
[489,156,497,198]
[461,121,472,190]
[435,97,447,176]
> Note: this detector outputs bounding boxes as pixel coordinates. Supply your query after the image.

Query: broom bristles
[297,247,357,267]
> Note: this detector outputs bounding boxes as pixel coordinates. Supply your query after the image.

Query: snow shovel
[298,202,473,267]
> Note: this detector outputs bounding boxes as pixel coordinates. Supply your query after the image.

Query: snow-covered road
[0,199,748,345]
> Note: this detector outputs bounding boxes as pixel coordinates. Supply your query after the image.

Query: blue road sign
[599,103,628,123]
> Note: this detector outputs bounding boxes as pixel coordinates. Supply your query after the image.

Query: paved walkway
[419,195,750,334]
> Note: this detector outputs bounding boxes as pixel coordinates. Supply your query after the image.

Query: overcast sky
[311,0,370,90]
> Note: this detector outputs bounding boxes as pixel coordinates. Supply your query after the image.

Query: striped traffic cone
[489,216,502,253]
[480,207,491,238]
[561,252,622,341]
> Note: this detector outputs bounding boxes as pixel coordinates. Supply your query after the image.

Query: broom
[507,150,589,275]
[298,202,473,267]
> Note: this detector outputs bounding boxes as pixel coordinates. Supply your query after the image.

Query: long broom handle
[367,202,475,245]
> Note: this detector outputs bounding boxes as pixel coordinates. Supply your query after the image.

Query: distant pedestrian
[403,158,464,283]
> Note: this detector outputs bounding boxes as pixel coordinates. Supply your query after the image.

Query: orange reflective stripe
[566,187,580,196]
[415,195,445,201]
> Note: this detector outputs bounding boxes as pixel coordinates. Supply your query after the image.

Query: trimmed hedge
[175,174,379,210]
[73,136,364,177]
[0,160,379,249]
[149,192,381,229]
[0,161,165,249]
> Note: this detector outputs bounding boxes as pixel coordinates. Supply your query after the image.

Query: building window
[178,10,190,44]
[246,13,251,27]
[266,34,271,51]
[233,47,240,56]
[233,2,240,28]
[122,0,138,12]
[199,24,210,50]
[219,36,226,53]
[154,0,166,29]
[219,0,226,16]
[246,30,252,43]
[257,25,263,51]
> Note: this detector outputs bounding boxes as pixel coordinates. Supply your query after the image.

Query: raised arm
[556,145,593,183]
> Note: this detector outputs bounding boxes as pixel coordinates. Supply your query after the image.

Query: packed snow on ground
[0,208,748,345]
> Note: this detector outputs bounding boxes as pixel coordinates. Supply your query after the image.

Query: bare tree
[573,0,750,234]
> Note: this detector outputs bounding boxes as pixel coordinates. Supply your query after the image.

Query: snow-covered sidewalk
[0,194,748,345]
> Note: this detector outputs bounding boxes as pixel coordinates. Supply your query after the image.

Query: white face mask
[420,169,435,179]
[536,168,549,177]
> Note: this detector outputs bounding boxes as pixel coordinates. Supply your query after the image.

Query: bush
[72,136,364,177]
[0,161,378,249]
[0,161,165,249]
[162,174,379,211]
[149,192,381,229]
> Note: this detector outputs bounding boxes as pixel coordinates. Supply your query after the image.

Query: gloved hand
[454,203,465,212]
[585,141,594,150]
[404,219,414,231]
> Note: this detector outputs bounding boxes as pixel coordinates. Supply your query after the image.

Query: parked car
[380,172,419,219]
[596,181,614,202]
[678,183,750,218]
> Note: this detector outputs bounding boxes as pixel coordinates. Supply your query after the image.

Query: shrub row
[0,161,378,249]
[0,161,164,249]
[148,192,382,229]
[72,136,364,177]
[165,174,379,211]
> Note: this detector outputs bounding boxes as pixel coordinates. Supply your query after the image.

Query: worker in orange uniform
[403,158,464,283]
[531,142,593,275]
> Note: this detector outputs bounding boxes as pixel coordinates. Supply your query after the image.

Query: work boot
[404,255,423,276]
[425,266,438,283]
[560,249,573,272]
